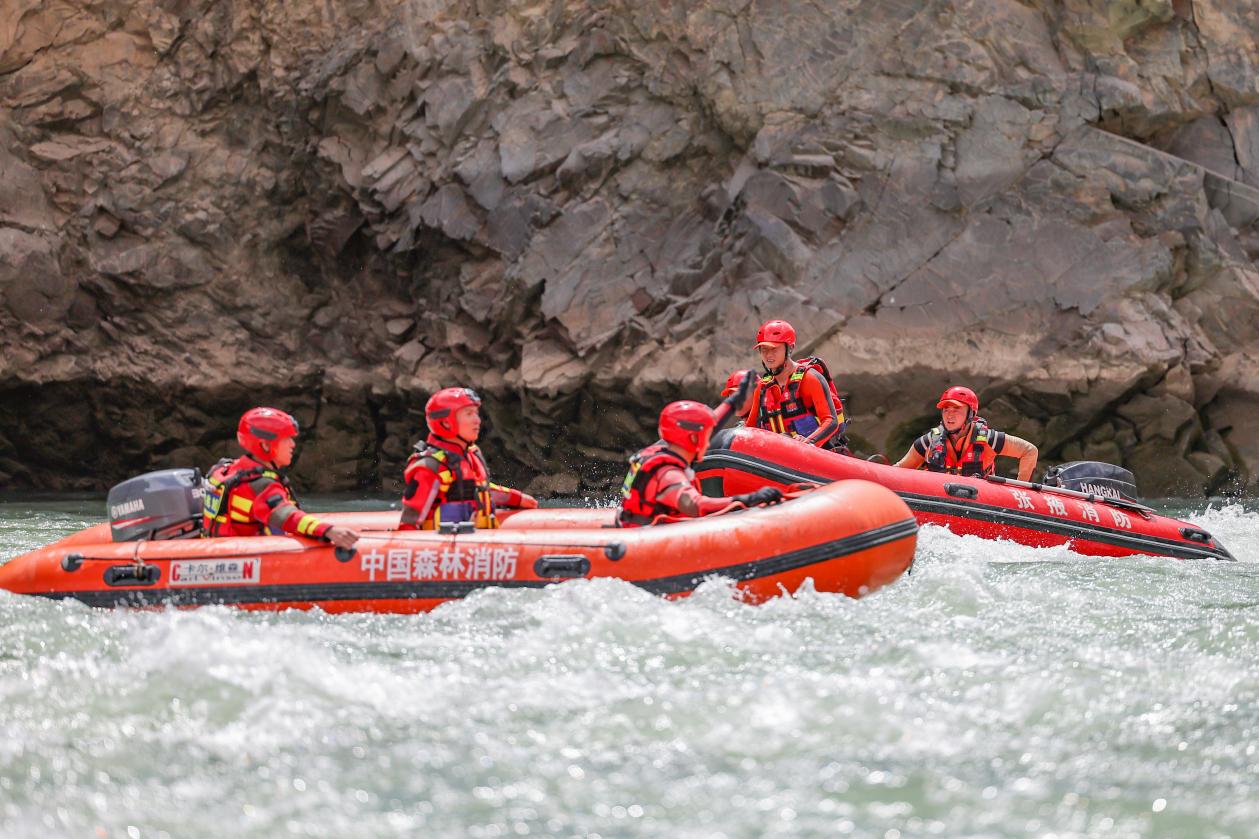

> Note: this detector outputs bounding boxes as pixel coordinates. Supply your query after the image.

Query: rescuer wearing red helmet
[894,386,1039,480]
[741,319,849,452]
[202,408,359,549]
[398,387,538,530]
[617,372,783,527]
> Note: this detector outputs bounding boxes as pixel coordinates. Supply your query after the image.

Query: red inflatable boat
[0,479,917,612]
[696,429,1234,562]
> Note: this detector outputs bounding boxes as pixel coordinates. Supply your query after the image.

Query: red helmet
[659,400,717,458]
[754,319,796,349]
[426,387,482,437]
[936,385,979,414]
[720,371,745,398]
[237,407,300,460]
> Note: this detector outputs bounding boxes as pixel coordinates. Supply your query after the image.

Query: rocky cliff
[2,0,1258,497]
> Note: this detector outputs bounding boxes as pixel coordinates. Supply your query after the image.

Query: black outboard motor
[1042,461,1140,502]
[107,468,204,542]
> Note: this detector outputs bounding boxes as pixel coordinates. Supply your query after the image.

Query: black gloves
[733,487,784,507]
[722,369,755,410]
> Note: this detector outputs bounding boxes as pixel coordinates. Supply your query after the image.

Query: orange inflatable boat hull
[696,428,1234,561]
[0,480,917,613]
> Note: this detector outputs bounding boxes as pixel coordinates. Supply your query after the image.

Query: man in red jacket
[617,372,782,527]
[399,387,538,530]
[895,386,1038,480]
[202,407,358,549]
[742,319,848,451]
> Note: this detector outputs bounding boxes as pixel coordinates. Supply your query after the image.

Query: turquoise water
[1,496,1257,838]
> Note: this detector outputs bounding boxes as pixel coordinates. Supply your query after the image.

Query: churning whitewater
[2,498,1257,838]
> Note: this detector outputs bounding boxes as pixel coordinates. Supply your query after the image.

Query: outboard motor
[107,468,204,542]
[1042,461,1139,502]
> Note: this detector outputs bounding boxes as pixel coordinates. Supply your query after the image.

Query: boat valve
[62,553,84,572]
[334,546,356,563]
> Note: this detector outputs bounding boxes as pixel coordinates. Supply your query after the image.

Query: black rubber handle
[534,555,591,578]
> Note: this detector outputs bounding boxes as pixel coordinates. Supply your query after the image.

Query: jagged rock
[1228,107,1259,188]
[1187,451,1229,488]
[418,183,480,242]
[0,229,72,323]
[524,471,581,498]
[494,92,593,184]
[1127,440,1208,497]
[1117,393,1198,444]
[520,340,587,396]
[1,0,1258,497]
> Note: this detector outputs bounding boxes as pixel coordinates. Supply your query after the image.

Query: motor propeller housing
[107,468,204,542]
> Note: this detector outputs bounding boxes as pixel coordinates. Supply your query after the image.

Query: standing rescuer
[741,319,849,452]
[895,386,1038,480]
[617,372,783,527]
[202,407,359,549]
[399,387,537,530]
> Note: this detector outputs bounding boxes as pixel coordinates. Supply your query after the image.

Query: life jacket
[756,356,848,448]
[406,439,499,529]
[617,444,693,527]
[202,456,297,537]
[923,417,996,477]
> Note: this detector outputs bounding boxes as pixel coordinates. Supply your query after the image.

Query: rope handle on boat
[59,534,631,572]
[983,474,1154,518]
[61,543,314,572]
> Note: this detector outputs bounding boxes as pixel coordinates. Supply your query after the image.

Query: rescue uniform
[399,433,529,530]
[617,443,732,527]
[912,419,1008,477]
[202,455,331,539]
[744,360,846,448]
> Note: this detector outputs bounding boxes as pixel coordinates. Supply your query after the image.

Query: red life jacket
[617,444,693,528]
[755,356,847,447]
[404,438,498,529]
[201,456,297,537]
[924,418,997,477]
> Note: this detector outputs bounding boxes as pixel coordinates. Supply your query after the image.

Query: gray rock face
[2,0,1258,497]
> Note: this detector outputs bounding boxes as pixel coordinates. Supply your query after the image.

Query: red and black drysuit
[399,434,530,530]
[202,455,331,539]
[617,444,735,527]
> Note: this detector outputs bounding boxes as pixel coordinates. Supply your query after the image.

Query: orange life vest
[202,457,300,537]
[924,418,997,477]
[405,439,499,529]
[617,444,693,528]
[755,356,847,447]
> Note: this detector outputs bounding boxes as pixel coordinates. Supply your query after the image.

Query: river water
[1,495,1257,838]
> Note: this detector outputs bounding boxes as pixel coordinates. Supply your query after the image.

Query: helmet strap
[436,429,469,449]
[762,360,787,378]
[667,441,696,464]
[946,418,973,443]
